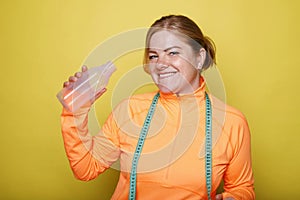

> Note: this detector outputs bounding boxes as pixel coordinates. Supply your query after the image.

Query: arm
[61,107,120,181]
[60,66,120,181]
[221,115,255,200]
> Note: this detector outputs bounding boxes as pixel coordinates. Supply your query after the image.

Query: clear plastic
[56,61,116,112]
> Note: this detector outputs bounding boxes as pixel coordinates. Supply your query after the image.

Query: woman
[61,15,255,200]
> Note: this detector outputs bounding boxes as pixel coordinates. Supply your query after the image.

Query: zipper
[163,95,181,183]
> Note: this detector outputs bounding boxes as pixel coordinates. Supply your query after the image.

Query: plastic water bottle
[57,61,116,112]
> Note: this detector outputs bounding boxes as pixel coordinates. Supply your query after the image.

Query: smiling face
[147,30,204,95]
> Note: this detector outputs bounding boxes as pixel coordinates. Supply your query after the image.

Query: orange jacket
[61,78,255,199]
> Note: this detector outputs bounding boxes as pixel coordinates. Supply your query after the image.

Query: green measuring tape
[205,92,212,200]
[129,92,212,200]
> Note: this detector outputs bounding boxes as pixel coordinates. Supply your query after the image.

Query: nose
[156,54,169,70]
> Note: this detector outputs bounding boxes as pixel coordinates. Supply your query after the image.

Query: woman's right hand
[62,65,107,110]
[63,65,88,88]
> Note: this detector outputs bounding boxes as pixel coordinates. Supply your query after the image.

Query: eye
[169,51,179,56]
[149,54,158,60]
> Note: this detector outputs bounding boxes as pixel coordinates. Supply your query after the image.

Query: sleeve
[60,106,121,181]
[222,115,255,200]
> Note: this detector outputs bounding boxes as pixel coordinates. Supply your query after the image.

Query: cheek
[148,64,157,74]
[175,59,196,73]
[173,54,196,68]
[148,66,159,82]
[171,57,183,66]
[178,64,199,81]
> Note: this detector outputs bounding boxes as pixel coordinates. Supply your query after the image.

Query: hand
[63,65,88,88]
[216,194,235,200]
[62,65,107,107]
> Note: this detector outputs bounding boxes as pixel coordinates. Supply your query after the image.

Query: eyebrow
[148,46,182,53]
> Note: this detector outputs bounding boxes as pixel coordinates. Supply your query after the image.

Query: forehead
[149,30,189,50]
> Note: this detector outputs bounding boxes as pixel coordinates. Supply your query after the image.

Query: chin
[158,84,175,94]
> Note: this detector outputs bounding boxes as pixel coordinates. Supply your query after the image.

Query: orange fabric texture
[61,78,255,200]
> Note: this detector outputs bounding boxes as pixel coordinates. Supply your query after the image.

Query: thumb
[94,88,107,101]
[216,193,223,200]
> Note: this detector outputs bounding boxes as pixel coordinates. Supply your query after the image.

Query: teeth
[159,72,177,78]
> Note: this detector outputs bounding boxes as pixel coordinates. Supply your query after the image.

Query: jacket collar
[159,76,206,100]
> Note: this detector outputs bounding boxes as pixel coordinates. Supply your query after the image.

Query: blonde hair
[144,15,216,73]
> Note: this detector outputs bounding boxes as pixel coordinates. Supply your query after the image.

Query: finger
[81,65,88,72]
[74,72,82,78]
[68,76,78,82]
[216,194,223,200]
[95,88,107,99]
[89,88,107,104]
[63,81,70,88]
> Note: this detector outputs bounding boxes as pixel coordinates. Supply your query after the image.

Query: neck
[159,75,206,98]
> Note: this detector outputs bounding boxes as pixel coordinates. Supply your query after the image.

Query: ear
[196,48,206,70]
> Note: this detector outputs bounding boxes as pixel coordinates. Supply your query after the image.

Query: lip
[159,71,177,79]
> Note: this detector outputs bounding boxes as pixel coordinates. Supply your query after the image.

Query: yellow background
[1,0,300,199]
